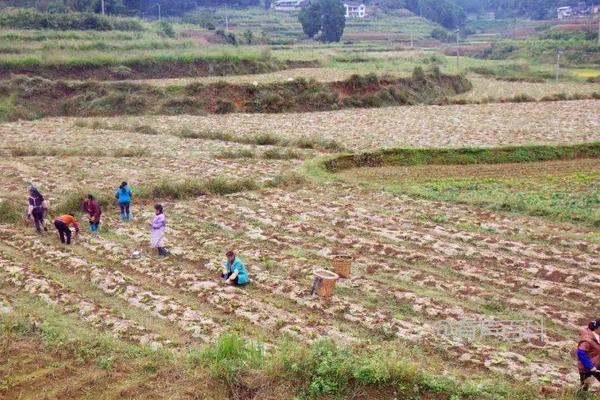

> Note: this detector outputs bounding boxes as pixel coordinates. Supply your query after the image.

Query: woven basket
[332,255,352,278]
[314,269,339,297]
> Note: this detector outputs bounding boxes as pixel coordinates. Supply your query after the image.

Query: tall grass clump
[139,177,260,200]
[188,333,264,384]
[205,177,259,195]
[54,190,112,215]
[0,198,22,223]
[217,149,256,159]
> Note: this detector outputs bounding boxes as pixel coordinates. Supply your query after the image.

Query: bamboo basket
[332,255,352,278]
[314,269,339,297]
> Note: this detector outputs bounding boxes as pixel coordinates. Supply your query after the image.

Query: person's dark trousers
[580,370,600,390]
[32,208,44,233]
[119,202,130,221]
[222,272,241,285]
[157,247,168,256]
[54,220,71,244]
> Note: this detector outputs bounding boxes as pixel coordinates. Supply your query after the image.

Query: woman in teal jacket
[115,181,132,221]
[222,250,249,286]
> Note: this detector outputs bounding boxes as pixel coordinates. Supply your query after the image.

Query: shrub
[215,99,236,114]
[217,149,256,159]
[0,8,144,31]
[156,21,175,38]
[262,148,303,160]
[252,133,280,146]
[205,177,259,195]
[412,66,426,81]
[133,125,159,135]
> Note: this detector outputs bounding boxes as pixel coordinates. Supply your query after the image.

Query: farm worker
[53,214,80,245]
[149,204,168,256]
[115,181,133,221]
[577,319,600,391]
[221,250,249,286]
[83,194,102,233]
[27,186,48,233]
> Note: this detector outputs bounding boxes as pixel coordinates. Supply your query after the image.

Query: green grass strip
[323,142,600,172]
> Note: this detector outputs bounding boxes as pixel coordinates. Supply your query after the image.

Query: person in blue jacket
[221,250,249,286]
[115,181,133,221]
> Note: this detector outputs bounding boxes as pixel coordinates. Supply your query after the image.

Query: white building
[557,6,572,19]
[344,2,366,18]
[272,0,306,11]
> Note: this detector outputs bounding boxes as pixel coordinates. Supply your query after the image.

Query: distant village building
[557,6,572,19]
[272,0,366,18]
[557,2,598,19]
[272,0,306,11]
[344,2,367,18]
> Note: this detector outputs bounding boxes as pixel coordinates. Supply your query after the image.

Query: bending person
[221,250,249,286]
[577,319,600,391]
[53,214,80,245]
[83,194,102,233]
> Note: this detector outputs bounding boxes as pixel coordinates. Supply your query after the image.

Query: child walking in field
[115,181,132,221]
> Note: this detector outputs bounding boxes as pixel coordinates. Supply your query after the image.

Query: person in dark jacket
[83,194,102,233]
[115,181,132,221]
[27,186,47,233]
[577,319,600,391]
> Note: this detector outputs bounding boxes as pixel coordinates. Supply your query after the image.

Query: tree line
[0,0,259,16]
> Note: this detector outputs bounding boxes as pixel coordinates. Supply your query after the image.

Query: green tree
[298,0,345,43]
[320,0,345,42]
[298,1,322,38]
[242,29,253,44]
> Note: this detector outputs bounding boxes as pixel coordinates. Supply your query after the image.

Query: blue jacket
[225,257,249,285]
[115,185,132,203]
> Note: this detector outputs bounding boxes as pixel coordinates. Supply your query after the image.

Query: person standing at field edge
[53,214,80,245]
[115,181,132,221]
[576,319,600,391]
[27,186,48,233]
[83,194,102,233]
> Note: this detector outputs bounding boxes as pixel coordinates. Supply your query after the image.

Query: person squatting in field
[149,204,168,256]
[54,214,80,245]
[115,181,133,221]
[577,319,600,391]
[83,194,102,233]
[221,250,249,286]
[27,186,48,233]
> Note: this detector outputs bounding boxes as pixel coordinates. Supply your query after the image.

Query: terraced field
[1,97,599,398]
[1,22,600,399]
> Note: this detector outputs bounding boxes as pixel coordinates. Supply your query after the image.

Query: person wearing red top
[53,214,80,245]
[83,194,102,233]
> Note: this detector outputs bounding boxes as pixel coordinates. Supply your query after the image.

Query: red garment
[83,199,102,222]
[578,327,600,372]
